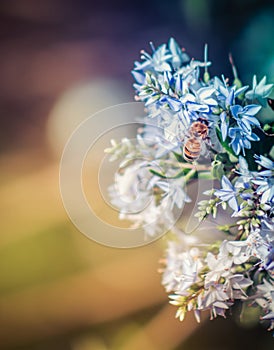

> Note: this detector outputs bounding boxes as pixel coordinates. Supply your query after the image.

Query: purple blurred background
[1,0,273,153]
[0,1,274,349]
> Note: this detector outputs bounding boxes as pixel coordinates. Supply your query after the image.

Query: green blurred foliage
[0,225,86,295]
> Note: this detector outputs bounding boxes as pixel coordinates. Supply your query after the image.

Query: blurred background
[0,0,274,349]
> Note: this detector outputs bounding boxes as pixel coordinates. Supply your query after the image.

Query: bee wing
[164,119,180,143]
[208,127,223,152]
[177,110,191,140]
[164,110,191,144]
[200,141,208,156]
[181,110,191,128]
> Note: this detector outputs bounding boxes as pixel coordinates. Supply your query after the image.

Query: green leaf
[211,160,224,180]
[269,145,274,159]
[145,72,152,84]
[172,151,185,163]
[171,169,190,179]
[149,168,190,180]
[149,169,167,178]
[211,153,231,180]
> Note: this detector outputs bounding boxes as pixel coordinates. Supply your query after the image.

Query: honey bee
[183,120,209,162]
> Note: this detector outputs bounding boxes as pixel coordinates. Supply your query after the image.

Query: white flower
[108,158,171,237]
[246,231,271,264]
[219,239,250,265]
[175,251,203,294]
[156,177,191,209]
[216,231,271,269]
[121,196,175,238]
[255,279,274,330]
[162,242,203,293]
[114,161,149,201]
[204,252,232,287]
[234,156,254,189]
[197,283,232,319]
[224,274,253,300]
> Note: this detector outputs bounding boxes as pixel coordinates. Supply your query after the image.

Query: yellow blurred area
[0,150,200,349]
[0,79,201,350]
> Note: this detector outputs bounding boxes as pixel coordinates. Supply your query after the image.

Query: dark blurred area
[0,0,274,349]
[1,0,274,153]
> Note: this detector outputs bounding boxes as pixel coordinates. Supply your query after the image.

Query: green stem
[197,171,213,180]
[217,223,238,231]
[184,168,197,182]
[160,159,211,171]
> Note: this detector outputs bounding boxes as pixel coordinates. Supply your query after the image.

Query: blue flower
[180,87,217,114]
[225,88,235,109]
[159,95,182,112]
[132,70,146,91]
[255,155,274,171]
[134,43,172,73]
[213,77,248,109]
[215,176,239,212]
[228,127,260,155]
[230,104,261,134]
[235,156,253,189]
[253,155,274,204]
[168,37,189,69]
[252,177,274,204]
[174,74,189,96]
[220,111,228,141]
[264,247,274,271]
[180,93,208,113]
[196,87,218,107]
[245,75,273,107]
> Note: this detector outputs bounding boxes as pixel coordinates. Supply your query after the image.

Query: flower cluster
[105,134,192,238]
[106,38,274,333]
[132,38,273,155]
